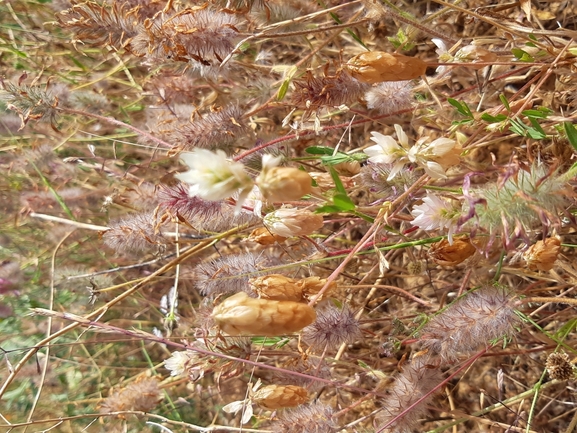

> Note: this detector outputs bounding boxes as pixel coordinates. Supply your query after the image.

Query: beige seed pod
[256,166,313,202]
[523,237,561,272]
[247,227,287,245]
[212,292,316,336]
[250,274,304,301]
[253,384,309,410]
[250,275,336,302]
[299,276,336,301]
[344,51,427,84]
[263,207,324,238]
[429,237,476,266]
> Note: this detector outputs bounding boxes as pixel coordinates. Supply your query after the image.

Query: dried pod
[249,274,304,301]
[263,207,324,238]
[299,276,336,301]
[253,384,309,410]
[344,51,427,84]
[256,166,313,202]
[212,292,316,336]
[246,227,287,245]
[429,237,476,266]
[523,237,561,271]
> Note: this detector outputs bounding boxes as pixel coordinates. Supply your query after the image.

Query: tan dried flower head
[246,227,287,245]
[291,69,368,110]
[344,51,427,83]
[253,384,309,410]
[429,236,476,266]
[546,352,575,380]
[99,377,162,417]
[523,236,561,271]
[212,292,316,336]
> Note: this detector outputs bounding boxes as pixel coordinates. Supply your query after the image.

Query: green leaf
[527,117,546,139]
[333,193,356,211]
[315,204,344,213]
[447,98,473,119]
[277,66,297,101]
[277,79,290,101]
[320,154,350,165]
[306,146,335,156]
[329,166,347,195]
[563,122,577,151]
[481,113,508,123]
[522,108,552,119]
[509,118,545,139]
[511,48,534,62]
[499,94,511,111]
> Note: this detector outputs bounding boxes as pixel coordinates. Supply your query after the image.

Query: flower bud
[212,292,316,336]
[246,227,287,245]
[523,237,561,271]
[253,385,309,410]
[263,207,324,237]
[256,154,313,202]
[429,237,476,266]
[344,51,427,84]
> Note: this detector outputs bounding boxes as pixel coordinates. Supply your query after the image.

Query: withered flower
[523,237,561,271]
[246,227,287,245]
[212,292,316,336]
[253,384,309,410]
[429,236,476,266]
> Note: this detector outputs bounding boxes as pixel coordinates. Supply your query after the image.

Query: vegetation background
[1,0,577,432]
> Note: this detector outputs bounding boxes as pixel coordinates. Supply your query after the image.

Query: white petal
[223,400,245,414]
[370,132,399,151]
[394,124,409,148]
[432,38,447,52]
[423,161,447,179]
[429,138,456,156]
[261,154,282,170]
[386,162,406,181]
[241,405,253,425]
[365,145,396,164]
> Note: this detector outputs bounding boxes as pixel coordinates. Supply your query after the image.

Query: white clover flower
[410,194,461,244]
[365,124,410,180]
[164,350,195,376]
[364,124,457,180]
[176,149,253,204]
[222,379,262,425]
[263,207,324,237]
